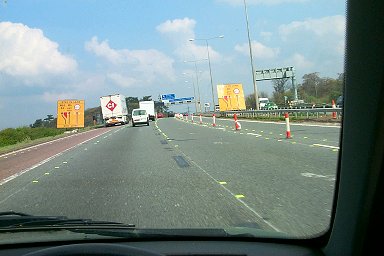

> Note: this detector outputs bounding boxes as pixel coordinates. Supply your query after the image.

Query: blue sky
[0,0,346,129]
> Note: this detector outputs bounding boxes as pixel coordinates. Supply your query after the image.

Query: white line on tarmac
[246,133,262,137]
[0,129,112,186]
[0,129,103,158]
[177,151,281,233]
[312,144,340,149]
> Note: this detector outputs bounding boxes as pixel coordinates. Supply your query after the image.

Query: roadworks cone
[332,100,337,119]
[212,113,216,127]
[234,114,241,130]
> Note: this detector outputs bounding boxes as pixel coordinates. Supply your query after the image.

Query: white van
[131,109,149,127]
[259,98,269,109]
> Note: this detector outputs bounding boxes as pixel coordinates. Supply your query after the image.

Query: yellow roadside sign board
[217,84,246,111]
[57,100,85,128]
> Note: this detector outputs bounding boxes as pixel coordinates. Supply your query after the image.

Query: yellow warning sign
[57,100,85,128]
[217,84,246,111]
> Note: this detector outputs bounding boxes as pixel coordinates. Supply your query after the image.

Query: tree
[31,119,43,128]
[272,78,289,105]
[154,101,169,113]
[245,92,270,109]
[140,95,152,101]
[125,97,139,114]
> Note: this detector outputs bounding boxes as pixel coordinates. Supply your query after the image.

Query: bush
[0,127,64,147]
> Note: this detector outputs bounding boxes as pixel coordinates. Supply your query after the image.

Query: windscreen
[0,0,346,243]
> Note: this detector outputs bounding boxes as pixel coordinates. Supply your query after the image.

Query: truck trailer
[100,94,128,127]
[139,100,156,121]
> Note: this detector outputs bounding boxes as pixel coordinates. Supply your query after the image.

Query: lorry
[139,100,156,121]
[100,94,128,127]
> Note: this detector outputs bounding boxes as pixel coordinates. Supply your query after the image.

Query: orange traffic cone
[332,100,337,119]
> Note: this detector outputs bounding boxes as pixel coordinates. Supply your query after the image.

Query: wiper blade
[0,211,135,229]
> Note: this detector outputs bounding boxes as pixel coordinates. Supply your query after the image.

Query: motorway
[0,117,341,237]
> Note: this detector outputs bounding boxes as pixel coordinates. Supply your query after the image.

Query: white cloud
[42,91,77,103]
[85,36,176,86]
[217,0,307,6]
[235,41,280,59]
[279,15,346,42]
[0,22,77,78]
[287,53,314,70]
[156,17,196,39]
[260,31,273,41]
[107,73,138,88]
[157,18,222,62]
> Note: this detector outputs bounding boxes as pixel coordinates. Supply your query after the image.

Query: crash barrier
[217,108,343,120]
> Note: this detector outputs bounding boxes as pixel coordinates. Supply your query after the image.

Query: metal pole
[243,0,259,110]
[206,40,216,112]
[192,81,198,114]
[194,62,202,113]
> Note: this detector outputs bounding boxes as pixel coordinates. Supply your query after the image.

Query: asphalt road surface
[0,117,341,237]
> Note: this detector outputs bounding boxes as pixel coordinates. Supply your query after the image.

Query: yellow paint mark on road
[278,139,282,142]
[332,149,339,152]
[54,166,59,169]
[304,137,308,139]
[44,172,50,175]
[219,181,227,185]
[261,131,264,133]
[32,180,38,183]
[265,138,270,140]
[63,161,67,164]
[291,142,297,144]
[235,194,245,199]
[174,145,179,148]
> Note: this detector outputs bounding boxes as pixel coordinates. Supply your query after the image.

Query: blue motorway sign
[169,97,194,103]
[161,94,176,100]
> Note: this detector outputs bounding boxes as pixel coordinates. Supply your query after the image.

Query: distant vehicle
[336,95,343,107]
[262,102,278,110]
[99,94,128,127]
[139,101,156,121]
[258,98,269,109]
[167,111,175,117]
[131,109,149,127]
[157,112,164,118]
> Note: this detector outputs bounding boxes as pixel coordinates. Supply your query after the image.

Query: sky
[0,0,347,129]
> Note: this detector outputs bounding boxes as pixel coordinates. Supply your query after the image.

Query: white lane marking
[312,144,340,149]
[246,133,262,137]
[177,152,281,232]
[0,129,111,186]
[0,129,103,158]
[301,172,336,181]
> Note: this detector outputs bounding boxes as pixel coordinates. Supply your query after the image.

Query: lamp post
[189,35,224,112]
[184,79,198,114]
[243,0,259,110]
[183,59,206,113]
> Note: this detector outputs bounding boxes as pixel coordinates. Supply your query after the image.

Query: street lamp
[183,59,207,113]
[243,0,259,110]
[184,79,198,114]
[189,35,224,112]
